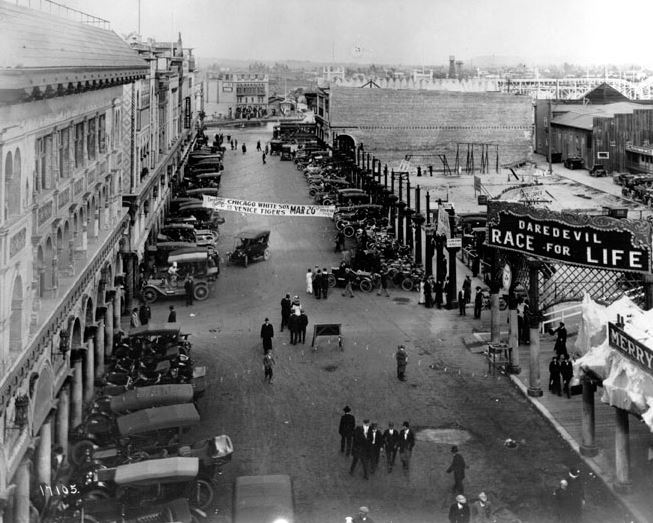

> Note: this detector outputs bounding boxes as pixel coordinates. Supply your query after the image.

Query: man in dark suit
[448,495,470,523]
[260,318,274,354]
[167,305,176,323]
[280,294,291,331]
[321,267,329,299]
[383,422,400,473]
[398,421,415,471]
[447,445,467,494]
[339,406,355,455]
[349,419,371,479]
[369,423,383,474]
[298,310,309,344]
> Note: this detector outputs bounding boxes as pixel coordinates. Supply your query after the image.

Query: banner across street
[203,195,336,218]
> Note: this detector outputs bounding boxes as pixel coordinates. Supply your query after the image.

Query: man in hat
[369,423,383,474]
[383,422,400,472]
[184,275,194,306]
[350,419,372,479]
[321,267,330,299]
[473,287,483,319]
[298,309,309,344]
[313,269,322,300]
[471,492,492,523]
[447,445,467,494]
[352,506,374,523]
[263,351,275,384]
[260,318,274,354]
[280,293,291,331]
[398,421,415,471]
[395,345,408,381]
[339,406,355,455]
[566,466,585,520]
[167,305,177,323]
[448,495,470,523]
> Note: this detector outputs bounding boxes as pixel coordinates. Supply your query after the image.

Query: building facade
[0,3,199,521]
[204,72,269,119]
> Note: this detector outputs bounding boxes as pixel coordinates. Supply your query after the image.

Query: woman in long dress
[306,268,313,295]
[418,279,425,304]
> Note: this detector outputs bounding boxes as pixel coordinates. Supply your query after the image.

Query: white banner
[203,195,335,218]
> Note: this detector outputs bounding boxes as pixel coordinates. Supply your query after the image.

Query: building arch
[71,317,82,348]
[336,134,357,159]
[9,274,23,352]
[63,219,71,245]
[84,296,95,333]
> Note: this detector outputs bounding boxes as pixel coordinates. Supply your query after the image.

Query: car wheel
[71,439,96,466]
[343,225,355,238]
[142,287,158,303]
[263,249,271,260]
[401,278,414,292]
[336,220,347,230]
[327,274,336,287]
[309,188,317,197]
[194,284,209,301]
[360,279,374,293]
[188,479,214,510]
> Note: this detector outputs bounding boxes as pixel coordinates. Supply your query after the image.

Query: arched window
[4,150,20,219]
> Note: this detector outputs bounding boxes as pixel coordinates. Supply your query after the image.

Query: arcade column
[36,415,52,490]
[95,319,105,379]
[71,353,83,427]
[396,201,406,244]
[446,244,459,309]
[55,384,70,467]
[508,290,521,374]
[489,249,502,344]
[580,376,598,457]
[105,299,114,358]
[13,457,31,523]
[614,407,632,493]
[527,261,543,397]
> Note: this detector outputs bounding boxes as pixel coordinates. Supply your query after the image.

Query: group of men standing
[339,407,415,479]
[279,294,309,345]
[307,266,330,299]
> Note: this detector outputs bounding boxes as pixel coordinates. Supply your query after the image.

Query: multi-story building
[204,72,269,119]
[0,3,199,521]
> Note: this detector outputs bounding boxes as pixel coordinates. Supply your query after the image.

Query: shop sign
[10,228,26,258]
[446,238,462,248]
[184,97,191,129]
[608,322,653,376]
[436,207,451,238]
[487,201,651,273]
[38,201,53,227]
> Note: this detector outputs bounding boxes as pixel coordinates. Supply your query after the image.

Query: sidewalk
[468,303,653,523]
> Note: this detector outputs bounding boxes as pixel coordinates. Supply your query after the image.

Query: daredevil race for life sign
[487,202,652,273]
[203,195,336,218]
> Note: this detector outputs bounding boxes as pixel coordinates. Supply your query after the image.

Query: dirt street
[145,126,630,523]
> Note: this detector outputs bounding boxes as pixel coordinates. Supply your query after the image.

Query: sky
[61,0,653,67]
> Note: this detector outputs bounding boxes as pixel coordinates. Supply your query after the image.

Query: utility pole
[547,97,553,175]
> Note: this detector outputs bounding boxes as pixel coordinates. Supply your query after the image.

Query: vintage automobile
[70,403,201,466]
[159,223,197,243]
[173,203,224,230]
[85,457,215,510]
[563,156,584,170]
[334,188,370,207]
[269,139,284,155]
[233,474,294,523]
[280,144,293,161]
[195,228,220,248]
[50,496,198,523]
[181,187,220,200]
[142,248,218,303]
[589,164,608,177]
[189,172,222,189]
[94,384,195,415]
[226,229,271,267]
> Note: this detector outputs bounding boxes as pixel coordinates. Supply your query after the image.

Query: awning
[574,294,653,431]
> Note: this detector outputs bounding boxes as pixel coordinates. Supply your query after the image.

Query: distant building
[204,72,269,119]
[413,69,433,83]
[319,65,345,87]
[534,83,653,172]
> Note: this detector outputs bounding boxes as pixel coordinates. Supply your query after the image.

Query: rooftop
[0,1,147,72]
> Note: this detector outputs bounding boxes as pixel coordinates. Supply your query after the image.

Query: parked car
[563,157,584,170]
[589,164,608,177]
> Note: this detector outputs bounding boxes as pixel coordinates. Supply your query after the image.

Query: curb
[508,374,646,523]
